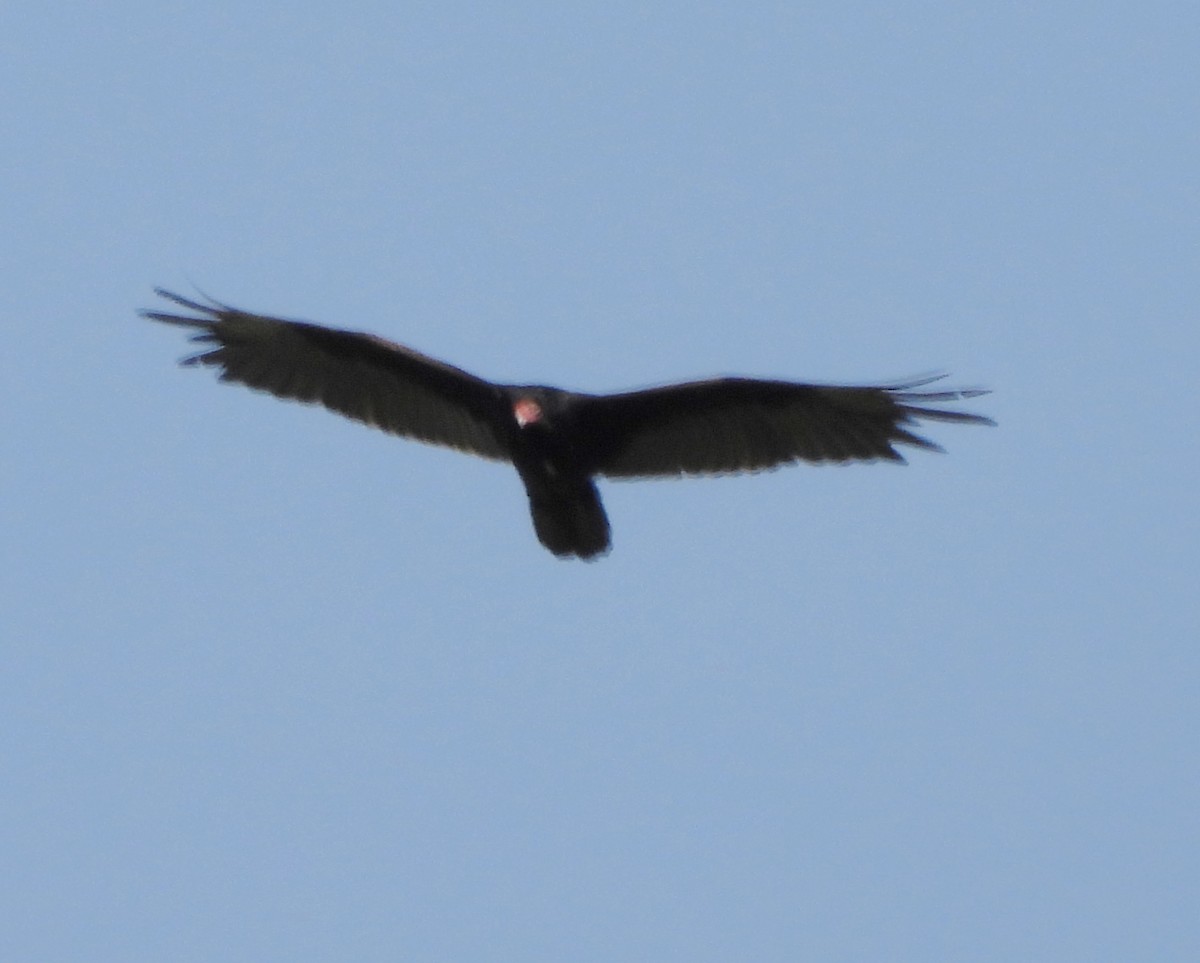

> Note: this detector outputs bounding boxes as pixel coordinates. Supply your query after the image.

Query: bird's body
[143,289,993,559]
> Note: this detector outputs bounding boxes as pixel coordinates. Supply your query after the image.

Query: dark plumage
[143,289,993,559]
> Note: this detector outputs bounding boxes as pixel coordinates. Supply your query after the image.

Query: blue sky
[3,3,1197,960]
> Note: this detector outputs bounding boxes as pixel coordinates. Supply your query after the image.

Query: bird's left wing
[572,375,994,478]
[143,289,511,460]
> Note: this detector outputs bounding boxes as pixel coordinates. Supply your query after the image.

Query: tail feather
[526,478,611,560]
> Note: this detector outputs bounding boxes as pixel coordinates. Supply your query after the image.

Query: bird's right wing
[143,289,511,460]
[572,376,994,478]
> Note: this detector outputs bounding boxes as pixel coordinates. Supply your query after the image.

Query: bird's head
[513,396,543,428]
[509,387,573,433]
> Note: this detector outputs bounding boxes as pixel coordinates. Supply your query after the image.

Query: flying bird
[143,289,993,560]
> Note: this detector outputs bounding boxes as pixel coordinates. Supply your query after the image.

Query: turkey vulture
[143,289,993,560]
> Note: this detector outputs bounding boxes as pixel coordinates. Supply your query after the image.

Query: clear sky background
[3,3,1196,960]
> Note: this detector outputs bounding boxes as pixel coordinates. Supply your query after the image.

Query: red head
[513,397,543,427]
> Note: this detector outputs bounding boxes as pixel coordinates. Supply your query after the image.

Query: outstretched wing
[143,290,512,461]
[573,375,994,478]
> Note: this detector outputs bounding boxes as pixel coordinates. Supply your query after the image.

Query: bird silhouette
[144,289,993,559]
